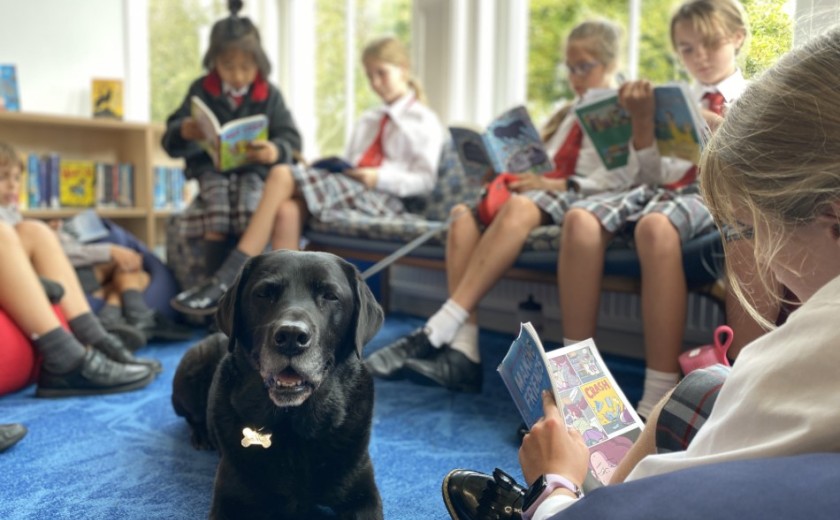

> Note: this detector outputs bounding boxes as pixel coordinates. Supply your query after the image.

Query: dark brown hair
[202,0,271,77]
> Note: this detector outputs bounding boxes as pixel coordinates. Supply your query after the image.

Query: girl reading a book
[162,0,301,315]
[173,35,444,315]
[558,0,750,418]
[443,27,840,520]
[366,19,635,393]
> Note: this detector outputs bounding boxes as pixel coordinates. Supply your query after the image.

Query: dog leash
[360,206,471,280]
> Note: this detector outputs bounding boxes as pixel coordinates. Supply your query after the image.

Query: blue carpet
[0,314,643,519]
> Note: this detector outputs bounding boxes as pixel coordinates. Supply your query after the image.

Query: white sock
[637,368,680,419]
[450,323,480,363]
[425,299,469,348]
[563,337,582,347]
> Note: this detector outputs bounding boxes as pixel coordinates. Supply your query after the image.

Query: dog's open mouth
[267,368,315,407]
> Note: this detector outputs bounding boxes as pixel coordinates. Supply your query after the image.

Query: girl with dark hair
[162,0,302,316]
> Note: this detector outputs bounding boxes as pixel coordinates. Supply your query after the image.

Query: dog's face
[215,250,383,408]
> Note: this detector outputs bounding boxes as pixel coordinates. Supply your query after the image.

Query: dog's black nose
[274,322,311,354]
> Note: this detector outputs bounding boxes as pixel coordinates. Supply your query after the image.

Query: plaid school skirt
[291,166,407,221]
[573,184,715,242]
[523,189,583,225]
[183,170,264,238]
[655,364,731,454]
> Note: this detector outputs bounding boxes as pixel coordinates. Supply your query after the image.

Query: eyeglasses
[565,61,601,77]
[723,223,754,242]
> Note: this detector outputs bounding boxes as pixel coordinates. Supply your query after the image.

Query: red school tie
[550,121,583,179]
[702,91,726,115]
[357,114,389,168]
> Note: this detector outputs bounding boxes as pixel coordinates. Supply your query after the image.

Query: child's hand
[246,140,279,164]
[110,245,142,272]
[343,168,378,189]
[508,173,567,193]
[619,80,655,120]
[519,390,589,488]
[701,109,725,133]
[180,118,203,141]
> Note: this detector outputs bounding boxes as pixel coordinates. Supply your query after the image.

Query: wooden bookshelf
[0,111,184,247]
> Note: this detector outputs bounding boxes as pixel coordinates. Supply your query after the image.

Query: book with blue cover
[0,64,20,111]
[450,105,553,180]
[574,82,708,170]
[498,323,644,488]
[191,96,268,172]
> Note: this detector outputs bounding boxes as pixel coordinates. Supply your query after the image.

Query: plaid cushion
[655,364,731,454]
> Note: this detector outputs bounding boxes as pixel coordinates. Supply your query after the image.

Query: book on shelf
[59,160,96,208]
[498,323,644,490]
[0,64,20,112]
[574,82,708,171]
[450,105,553,180]
[17,151,28,209]
[153,165,193,211]
[91,78,124,120]
[191,96,268,172]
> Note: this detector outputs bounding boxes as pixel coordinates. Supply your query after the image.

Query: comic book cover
[59,160,96,207]
[91,78,124,120]
[575,82,708,171]
[450,105,553,179]
[498,324,644,490]
[191,96,268,172]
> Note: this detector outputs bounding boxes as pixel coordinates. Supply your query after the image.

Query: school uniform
[523,104,636,224]
[573,70,747,241]
[161,71,302,237]
[291,91,444,221]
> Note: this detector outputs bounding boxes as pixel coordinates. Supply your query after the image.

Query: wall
[0,0,131,118]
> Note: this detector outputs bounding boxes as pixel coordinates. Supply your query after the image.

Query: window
[313,0,412,157]
[148,0,226,123]
[526,0,794,126]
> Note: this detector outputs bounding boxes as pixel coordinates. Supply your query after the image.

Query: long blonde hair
[541,19,623,142]
[362,36,427,104]
[700,28,840,327]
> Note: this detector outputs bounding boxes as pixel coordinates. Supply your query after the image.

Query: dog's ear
[215,257,254,353]
[342,260,384,358]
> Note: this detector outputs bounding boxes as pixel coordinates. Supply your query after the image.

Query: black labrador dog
[172,250,384,520]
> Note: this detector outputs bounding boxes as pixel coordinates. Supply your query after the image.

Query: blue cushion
[553,454,840,520]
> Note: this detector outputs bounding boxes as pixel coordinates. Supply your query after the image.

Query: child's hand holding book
[180,118,204,141]
[245,140,278,164]
[519,390,590,489]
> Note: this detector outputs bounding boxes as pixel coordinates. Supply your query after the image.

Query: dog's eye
[321,290,339,302]
[253,284,278,301]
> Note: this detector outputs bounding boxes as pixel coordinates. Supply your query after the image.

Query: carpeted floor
[0,313,643,519]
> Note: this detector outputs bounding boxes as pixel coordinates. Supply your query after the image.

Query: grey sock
[121,290,152,321]
[68,312,108,346]
[97,304,123,326]
[204,239,231,277]
[216,248,250,286]
[33,327,86,373]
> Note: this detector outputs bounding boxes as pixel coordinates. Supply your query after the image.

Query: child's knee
[634,214,680,254]
[16,219,53,241]
[563,208,601,243]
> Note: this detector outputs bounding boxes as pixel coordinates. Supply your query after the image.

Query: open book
[498,323,644,489]
[191,96,269,172]
[450,105,553,180]
[574,82,708,171]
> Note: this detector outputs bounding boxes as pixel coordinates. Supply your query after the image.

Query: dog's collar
[241,427,272,449]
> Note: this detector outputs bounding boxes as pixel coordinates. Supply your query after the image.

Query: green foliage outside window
[527,0,793,126]
[315,0,411,157]
[148,0,225,123]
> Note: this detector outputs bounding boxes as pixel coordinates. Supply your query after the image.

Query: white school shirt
[627,69,748,186]
[531,271,840,520]
[543,104,636,195]
[344,91,444,199]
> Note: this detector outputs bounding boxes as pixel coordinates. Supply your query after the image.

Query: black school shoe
[0,423,27,452]
[103,322,147,352]
[403,346,483,393]
[92,333,162,373]
[36,348,155,398]
[442,468,525,520]
[170,277,228,317]
[128,311,195,344]
[363,328,435,379]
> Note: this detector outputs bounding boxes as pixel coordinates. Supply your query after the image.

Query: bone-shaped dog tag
[241,427,272,449]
